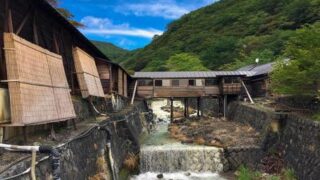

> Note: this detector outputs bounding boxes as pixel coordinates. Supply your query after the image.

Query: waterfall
[140,144,224,173]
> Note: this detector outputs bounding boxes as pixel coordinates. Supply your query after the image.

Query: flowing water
[131,99,226,180]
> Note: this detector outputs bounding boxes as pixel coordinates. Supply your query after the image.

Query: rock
[185,172,191,176]
[157,174,164,179]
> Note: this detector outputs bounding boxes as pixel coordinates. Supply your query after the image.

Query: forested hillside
[120,0,320,72]
[92,41,129,63]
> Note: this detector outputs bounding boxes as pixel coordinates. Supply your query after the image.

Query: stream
[131,99,226,180]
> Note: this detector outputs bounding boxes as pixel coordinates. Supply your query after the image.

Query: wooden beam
[241,80,254,104]
[53,33,60,54]
[131,80,138,105]
[4,0,13,33]
[32,11,39,44]
[16,7,32,35]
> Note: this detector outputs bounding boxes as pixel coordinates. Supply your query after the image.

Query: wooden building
[0,0,130,97]
[238,62,274,97]
[132,71,254,99]
[0,0,130,130]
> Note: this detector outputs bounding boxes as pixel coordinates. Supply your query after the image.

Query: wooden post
[224,95,227,119]
[186,98,189,118]
[197,97,201,117]
[170,97,174,123]
[109,65,113,93]
[22,127,27,142]
[131,80,138,105]
[0,127,4,143]
[184,98,187,117]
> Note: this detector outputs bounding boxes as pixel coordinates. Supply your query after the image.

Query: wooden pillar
[4,0,13,33]
[197,97,201,117]
[224,95,227,119]
[184,98,187,117]
[109,65,113,93]
[170,97,174,123]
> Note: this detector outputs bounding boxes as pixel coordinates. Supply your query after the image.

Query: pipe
[39,146,61,180]
[89,98,107,116]
[0,144,61,180]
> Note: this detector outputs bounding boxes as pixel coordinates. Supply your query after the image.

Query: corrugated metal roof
[237,62,274,76]
[133,71,255,79]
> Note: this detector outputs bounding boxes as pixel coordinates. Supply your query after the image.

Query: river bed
[131,99,227,180]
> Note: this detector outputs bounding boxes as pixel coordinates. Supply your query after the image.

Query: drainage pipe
[0,144,61,180]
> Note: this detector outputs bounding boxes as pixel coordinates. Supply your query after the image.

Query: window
[224,77,240,84]
[138,79,153,86]
[188,80,195,86]
[155,80,163,86]
[171,80,180,86]
[205,79,218,86]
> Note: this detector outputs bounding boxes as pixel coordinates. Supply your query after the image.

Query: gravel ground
[169,117,261,148]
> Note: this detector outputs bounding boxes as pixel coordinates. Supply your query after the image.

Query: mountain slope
[121,0,320,72]
[92,41,129,63]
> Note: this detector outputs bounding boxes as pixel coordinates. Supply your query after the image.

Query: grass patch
[312,112,320,122]
[236,165,296,180]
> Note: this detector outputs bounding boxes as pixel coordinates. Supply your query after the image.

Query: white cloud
[80,16,163,38]
[117,2,189,19]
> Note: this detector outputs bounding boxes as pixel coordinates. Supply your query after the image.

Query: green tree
[165,53,208,71]
[271,23,320,97]
[47,0,84,27]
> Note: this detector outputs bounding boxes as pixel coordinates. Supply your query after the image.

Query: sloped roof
[133,71,255,79]
[237,62,274,76]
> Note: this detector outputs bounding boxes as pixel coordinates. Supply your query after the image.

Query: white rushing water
[131,172,226,180]
[131,99,226,180]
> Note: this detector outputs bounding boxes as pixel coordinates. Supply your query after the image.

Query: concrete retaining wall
[227,102,320,179]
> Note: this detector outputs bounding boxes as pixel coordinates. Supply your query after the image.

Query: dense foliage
[119,0,320,72]
[165,53,208,71]
[271,23,320,97]
[47,0,84,27]
[92,41,129,63]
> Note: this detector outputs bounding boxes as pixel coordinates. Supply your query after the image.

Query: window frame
[171,79,180,87]
[154,80,163,87]
[188,79,196,86]
[205,78,218,86]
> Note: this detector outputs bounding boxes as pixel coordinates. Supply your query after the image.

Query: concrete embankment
[227,102,320,180]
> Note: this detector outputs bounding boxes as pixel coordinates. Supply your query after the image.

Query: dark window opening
[138,79,153,86]
[155,80,163,86]
[189,80,195,86]
[205,79,218,86]
[224,77,240,84]
[172,80,180,86]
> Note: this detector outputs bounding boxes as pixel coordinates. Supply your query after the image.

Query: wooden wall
[96,61,111,94]
[0,0,108,96]
[118,68,123,96]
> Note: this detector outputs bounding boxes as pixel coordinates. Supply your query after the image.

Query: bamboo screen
[3,33,76,126]
[72,47,104,98]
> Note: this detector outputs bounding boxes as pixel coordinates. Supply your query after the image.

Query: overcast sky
[60,0,217,50]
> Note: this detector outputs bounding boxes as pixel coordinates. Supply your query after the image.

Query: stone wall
[0,101,148,180]
[188,97,220,117]
[227,102,320,179]
[227,102,274,132]
[276,95,320,112]
[280,115,320,179]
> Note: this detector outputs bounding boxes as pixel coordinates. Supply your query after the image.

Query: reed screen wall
[3,33,76,125]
